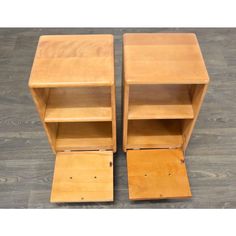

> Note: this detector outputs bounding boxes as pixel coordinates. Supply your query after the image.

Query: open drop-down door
[127,149,192,200]
[51,151,113,203]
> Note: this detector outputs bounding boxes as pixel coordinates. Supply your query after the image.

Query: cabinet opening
[46,121,113,151]
[128,84,196,120]
[32,86,112,122]
[127,119,188,149]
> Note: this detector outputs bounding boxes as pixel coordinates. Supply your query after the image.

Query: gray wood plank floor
[0,28,235,208]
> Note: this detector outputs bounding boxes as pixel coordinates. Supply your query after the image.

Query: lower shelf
[127,119,183,149]
[55,122,113,151]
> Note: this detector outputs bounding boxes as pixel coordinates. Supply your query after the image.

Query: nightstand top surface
[29,35,114,87]
[123,33,209,84]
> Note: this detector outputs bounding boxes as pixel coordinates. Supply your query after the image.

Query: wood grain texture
[127,149,192,200]
[29,35,114,87]
[0,28,236,208]
[124,33,210,84]
[45,87,112,122]
[129,85,194,119]
[51,151,113,202]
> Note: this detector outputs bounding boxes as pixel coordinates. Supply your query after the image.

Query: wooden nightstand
[29,35,116,203]
[123,33,209,200]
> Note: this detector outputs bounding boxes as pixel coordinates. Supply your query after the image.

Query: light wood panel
[29,35,114,87]
[44,87,112,122]
[30,88,49,118]
[129,85,194,119]
[122,84,129,151]
[182,84,208,151]
[111,83,117,152]
[30,88,57,153]
[51,151,113,202]
[127,120,183,149]
[127,149,192,200]
[123,33,210,84]
[56,122,113,151]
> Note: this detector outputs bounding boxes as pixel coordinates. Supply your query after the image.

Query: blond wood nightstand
[123,33,209,200]
[29,35,116,203]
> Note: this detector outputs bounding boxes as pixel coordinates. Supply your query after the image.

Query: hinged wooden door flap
[127,149,192,200]
[51,151,113,203]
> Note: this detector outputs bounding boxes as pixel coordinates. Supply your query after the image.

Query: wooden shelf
[128,85,194,120]
[55,122,113,151]
[127,120,183,149]
[44,87,112,122]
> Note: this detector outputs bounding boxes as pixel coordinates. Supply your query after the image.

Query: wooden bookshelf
[123,33,209,200]
[29,35,116,203]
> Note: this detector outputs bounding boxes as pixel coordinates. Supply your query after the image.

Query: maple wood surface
[29,35,114,87]
[127,149,192,200]
[51,151,113,202]
[124,33,210,84]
